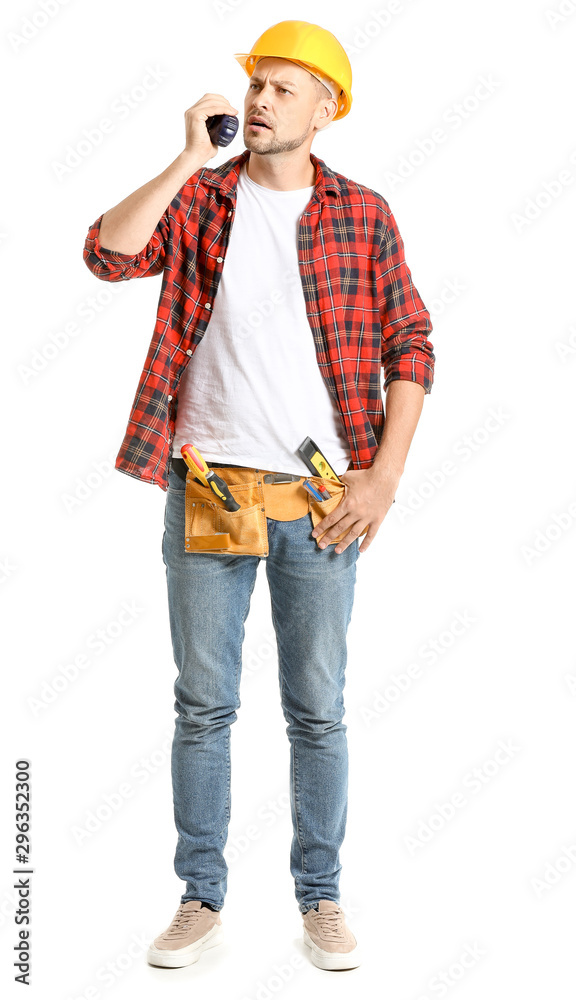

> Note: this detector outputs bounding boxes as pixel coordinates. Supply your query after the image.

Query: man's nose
[248,81,273,103]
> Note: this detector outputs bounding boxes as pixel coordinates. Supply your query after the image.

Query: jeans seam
[293,741,306,876]
[269,592,307,884]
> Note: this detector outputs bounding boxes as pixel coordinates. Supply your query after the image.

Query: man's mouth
[248,117,272,131]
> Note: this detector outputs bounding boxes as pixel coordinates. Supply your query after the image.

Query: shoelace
[164,904,205,940]
[308,907,347,940]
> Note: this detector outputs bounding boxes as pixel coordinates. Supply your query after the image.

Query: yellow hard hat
[234,20,352,120]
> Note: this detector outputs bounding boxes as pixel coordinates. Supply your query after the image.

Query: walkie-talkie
[206,114,239,147]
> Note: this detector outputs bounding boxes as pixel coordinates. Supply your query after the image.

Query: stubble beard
[245,115,314,155]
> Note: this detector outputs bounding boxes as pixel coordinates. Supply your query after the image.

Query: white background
[2,0,576,997]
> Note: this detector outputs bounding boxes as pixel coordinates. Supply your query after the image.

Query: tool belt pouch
[184,467,368,556]
[306,475,369,545]
[185,467,269,556]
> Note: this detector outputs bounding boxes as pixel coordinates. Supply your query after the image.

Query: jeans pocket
[167,463,187,495]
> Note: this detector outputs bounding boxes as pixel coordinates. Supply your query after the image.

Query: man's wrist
[368,456,404,483]
[174,149,207,183]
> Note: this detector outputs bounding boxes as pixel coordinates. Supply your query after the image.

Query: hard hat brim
[233,48,351,120]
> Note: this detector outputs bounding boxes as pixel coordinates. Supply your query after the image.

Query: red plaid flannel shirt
[83,148,434,491]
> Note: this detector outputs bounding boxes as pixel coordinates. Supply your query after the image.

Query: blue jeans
[161,462,360,914]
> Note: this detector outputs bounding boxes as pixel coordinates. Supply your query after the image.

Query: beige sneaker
[147,900,224,968]
[302,900,361,970]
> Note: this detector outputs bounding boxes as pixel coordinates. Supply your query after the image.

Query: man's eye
[249,84,290,94]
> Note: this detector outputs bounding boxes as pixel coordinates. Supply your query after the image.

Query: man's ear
[315,99,338,130]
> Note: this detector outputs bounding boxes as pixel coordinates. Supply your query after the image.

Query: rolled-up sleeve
[83,210,170,282]
[376,210,435,393]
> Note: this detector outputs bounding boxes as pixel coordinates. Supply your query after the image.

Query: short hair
[311,75,334,104]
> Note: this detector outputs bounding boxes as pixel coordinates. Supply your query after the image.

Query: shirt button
[167,395,173,401]
[228,210,232,216]
[217,256,223,263]
[206,302,211,309]
[186,349,193,356]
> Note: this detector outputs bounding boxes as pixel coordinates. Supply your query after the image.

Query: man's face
[243,56,334,154]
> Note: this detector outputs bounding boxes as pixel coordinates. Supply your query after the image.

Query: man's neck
[245,152,316,191]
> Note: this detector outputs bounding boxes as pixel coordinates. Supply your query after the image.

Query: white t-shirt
[172,161,352,476]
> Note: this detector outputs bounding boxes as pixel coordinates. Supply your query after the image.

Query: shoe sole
[147,923,224,968]
[302,927,361,970]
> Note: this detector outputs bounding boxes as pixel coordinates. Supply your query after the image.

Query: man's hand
[310,467,400,555]
[184,93,239,161]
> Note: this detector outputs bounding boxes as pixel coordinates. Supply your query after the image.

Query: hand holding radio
[205,114,239,148]
[184,94,239,161]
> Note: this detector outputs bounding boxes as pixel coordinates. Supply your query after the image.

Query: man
[83,19,434,972]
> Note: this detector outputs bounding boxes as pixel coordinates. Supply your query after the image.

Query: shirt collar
[200,147,342,204]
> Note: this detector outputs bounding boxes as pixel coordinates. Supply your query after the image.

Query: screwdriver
[180,444,240,512]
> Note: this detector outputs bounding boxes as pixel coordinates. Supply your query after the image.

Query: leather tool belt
[170,458,368,557]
